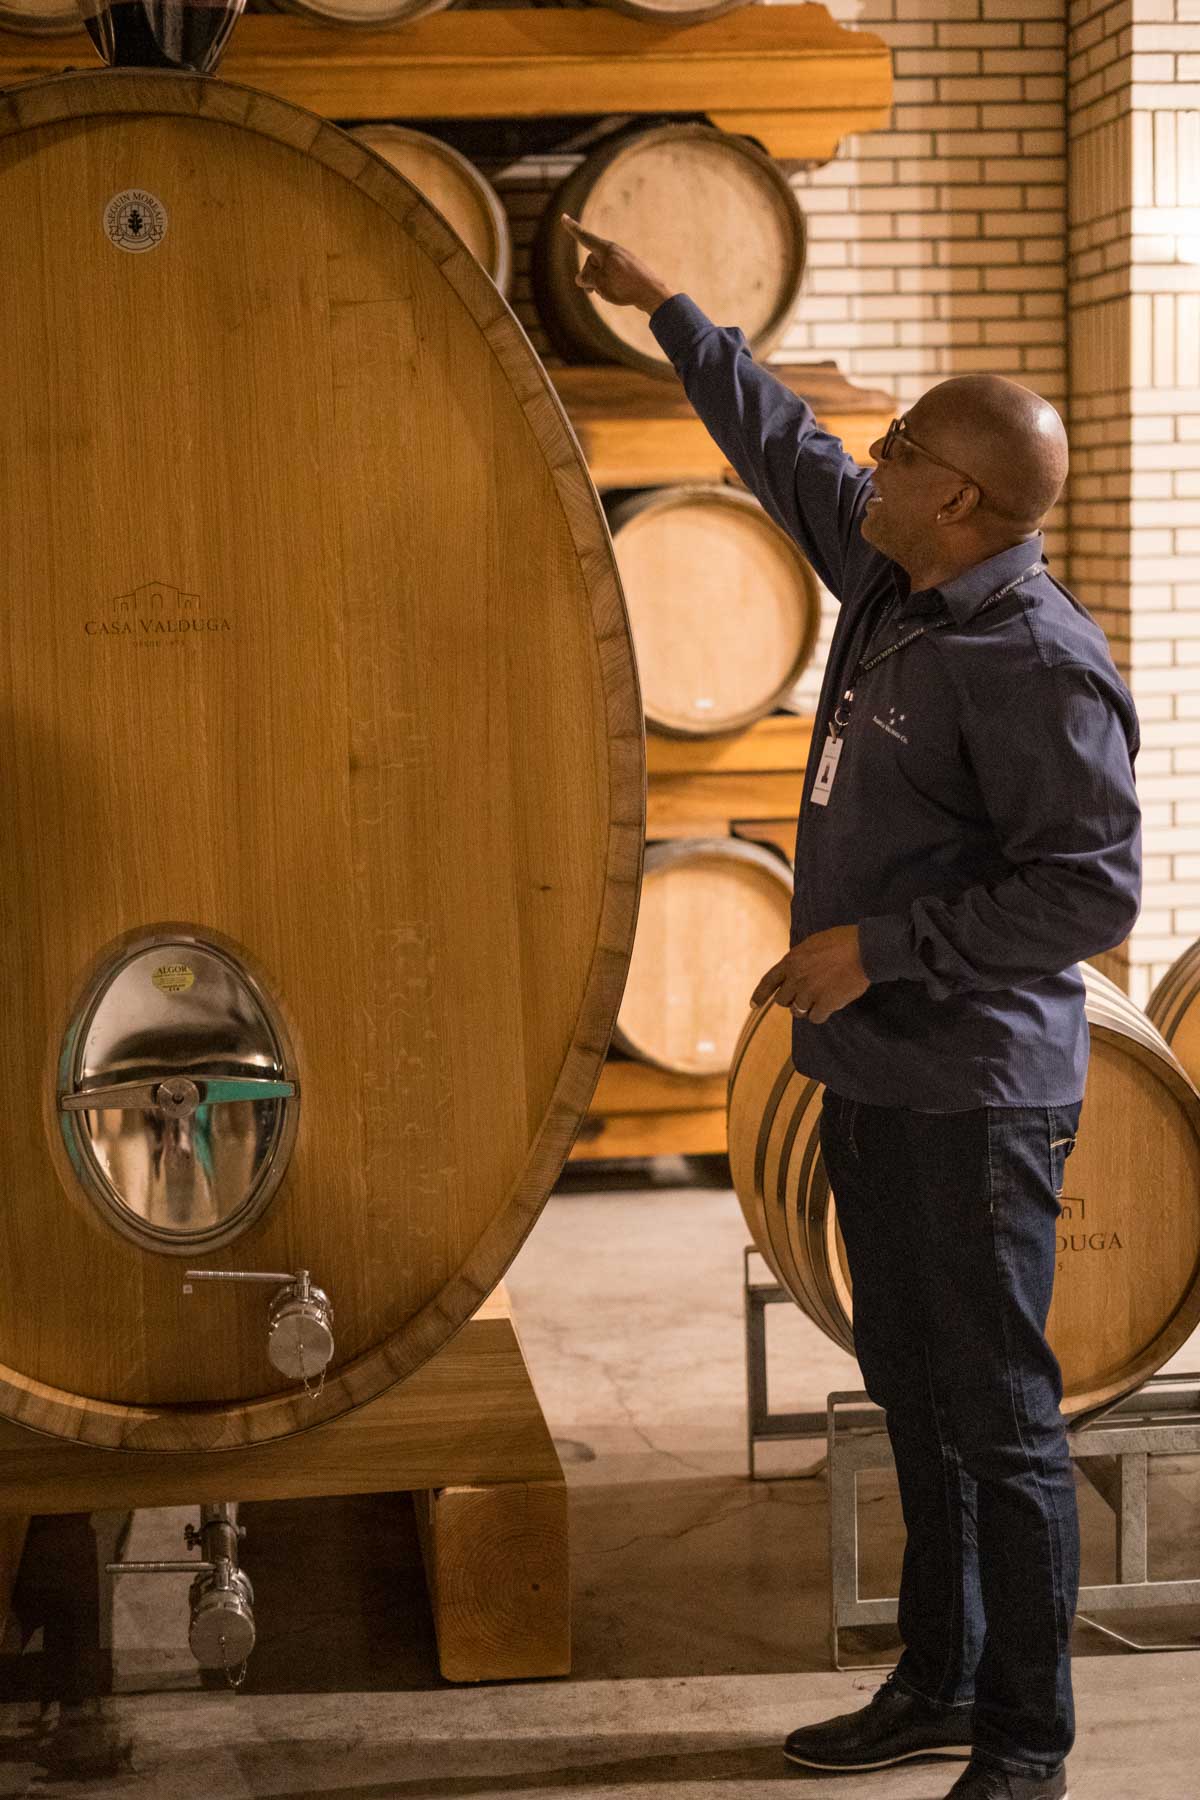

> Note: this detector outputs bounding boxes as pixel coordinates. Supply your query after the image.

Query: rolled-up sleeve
[856,662,1142,998]
[649,294,877,601]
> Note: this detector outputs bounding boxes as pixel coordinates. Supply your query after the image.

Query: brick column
[1068,0,1200,1001]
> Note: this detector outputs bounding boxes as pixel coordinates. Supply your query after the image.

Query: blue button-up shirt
[650,296,1142,1110]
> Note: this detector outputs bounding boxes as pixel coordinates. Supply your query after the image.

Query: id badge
[810,731,843,807]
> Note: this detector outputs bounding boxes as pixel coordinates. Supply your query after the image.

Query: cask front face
[0,73,642,1450]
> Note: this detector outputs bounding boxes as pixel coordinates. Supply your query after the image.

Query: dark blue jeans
[819,1092,1083,1779]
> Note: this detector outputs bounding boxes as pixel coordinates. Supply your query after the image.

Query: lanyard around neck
[828,562,1041,742]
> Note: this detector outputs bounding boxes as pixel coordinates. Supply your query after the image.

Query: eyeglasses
[879,416,983,496]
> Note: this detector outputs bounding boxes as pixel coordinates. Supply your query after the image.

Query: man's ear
[937,483,980,524]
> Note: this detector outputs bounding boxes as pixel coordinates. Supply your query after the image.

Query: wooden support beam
[731,818,798,865]
[0,11,892,164]
[0,1290,569,1681]
[570,1105,727,1160]
[646,714,813,777]
[647,769,806,837]
[554,364,893,483]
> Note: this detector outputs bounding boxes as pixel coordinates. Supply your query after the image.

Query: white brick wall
[771,0,1071,716]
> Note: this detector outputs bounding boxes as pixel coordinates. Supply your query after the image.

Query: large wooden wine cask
[350,125,512,294]
[0,71,642,1453]
[729,963,1200,1417]
[1147,940,1200,1089]
[534,123,807,380]
[608,485,820,737]
[615,840,791,1075]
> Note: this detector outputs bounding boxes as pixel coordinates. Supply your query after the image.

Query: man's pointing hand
[561,214,676,316]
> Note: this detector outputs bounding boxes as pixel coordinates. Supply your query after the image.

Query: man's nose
[867,436,884,464]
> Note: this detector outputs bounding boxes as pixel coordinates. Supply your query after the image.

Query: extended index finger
[561,213,611,255]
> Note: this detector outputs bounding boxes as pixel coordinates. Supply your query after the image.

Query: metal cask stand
[825,1381,1200,1668]
[743,1255,1200,1668]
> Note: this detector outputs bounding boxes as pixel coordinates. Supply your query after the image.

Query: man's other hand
[751,926,870,1025]
[561,215,675,315]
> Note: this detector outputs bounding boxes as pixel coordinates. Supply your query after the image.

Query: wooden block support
[645,714,813,777]
[554,365,893,485]
[0,1290,569,1682]
[0,1514,29,1645]
[414,1479,569,1683]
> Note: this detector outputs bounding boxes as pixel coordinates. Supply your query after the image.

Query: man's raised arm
[561,214,876,602]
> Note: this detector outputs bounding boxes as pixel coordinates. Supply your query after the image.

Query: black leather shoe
[945,1761,1068,1798]
[783,1672,973,1772]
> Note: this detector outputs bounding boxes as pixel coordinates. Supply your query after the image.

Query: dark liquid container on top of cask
[81,0,244,73]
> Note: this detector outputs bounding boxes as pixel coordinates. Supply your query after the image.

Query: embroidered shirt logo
[872,704,909,746]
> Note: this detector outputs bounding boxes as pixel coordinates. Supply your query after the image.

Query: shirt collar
[930,534,1045,625]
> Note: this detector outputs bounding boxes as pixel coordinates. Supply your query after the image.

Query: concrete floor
[1,1158,1198,1796]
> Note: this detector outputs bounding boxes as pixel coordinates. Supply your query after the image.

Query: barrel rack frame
[0,7,892,162]
[743,1252,1200,1669]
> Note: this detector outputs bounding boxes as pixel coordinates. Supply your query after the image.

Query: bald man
[563,218,1141,1800]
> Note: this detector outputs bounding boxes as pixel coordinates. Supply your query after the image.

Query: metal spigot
[107,1503,255,1684]
[184,1267,334,1395]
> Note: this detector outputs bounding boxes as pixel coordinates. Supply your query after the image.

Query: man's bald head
[907,374,1068,530]
[861,374,1069,586]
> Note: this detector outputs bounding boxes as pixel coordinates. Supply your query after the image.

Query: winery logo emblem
[103,190,168,255]
[85,581,234,644]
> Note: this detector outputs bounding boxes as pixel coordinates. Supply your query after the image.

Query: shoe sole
[783,1744,973,1772]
